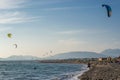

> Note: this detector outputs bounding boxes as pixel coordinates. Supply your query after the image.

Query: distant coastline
[39,56,120,80]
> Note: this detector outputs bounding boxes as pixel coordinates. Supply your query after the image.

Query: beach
[39,58,120,80]
[79,63,120,80]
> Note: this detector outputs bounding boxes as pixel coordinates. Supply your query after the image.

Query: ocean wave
[50,64,89,80]
[69,65,89,80]
[0,61,88,80]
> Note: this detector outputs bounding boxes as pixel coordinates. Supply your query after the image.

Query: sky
[0,0,120,58]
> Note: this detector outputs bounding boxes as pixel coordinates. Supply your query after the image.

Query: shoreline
[39,58,120,80]
[78,63,120,80]
[72,64,89,80]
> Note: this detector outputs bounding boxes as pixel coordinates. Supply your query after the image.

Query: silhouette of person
[87,62,91,68]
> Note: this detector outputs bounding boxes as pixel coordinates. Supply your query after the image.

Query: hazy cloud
[58,30,82,35]
[58,39,86,46]
[0,11,40,24]
[43,7,79,11]
[0,0,40,24]
[0,26,12,32]
[0,0,28,9]
[58,29,108,35]
[43,6,98,11]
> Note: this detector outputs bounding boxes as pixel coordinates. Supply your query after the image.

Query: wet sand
[79,63,120,80]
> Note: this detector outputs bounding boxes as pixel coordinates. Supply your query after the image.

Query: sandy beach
[79,63,120,80]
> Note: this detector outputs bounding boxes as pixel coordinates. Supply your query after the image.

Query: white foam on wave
[50,64,89,80]
[69,64,89,80]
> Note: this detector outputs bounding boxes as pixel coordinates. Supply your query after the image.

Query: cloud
[58,30,83,35]
[44,7,78,11]
[0,0,40,24]
[58,29,108,35]
[55,39,87,52]
[34,0,73,5]
[43,6,97,11]
[0,0,28,9]
[0,11,40,24]
[0,26,12,32]
[58,39,85,46]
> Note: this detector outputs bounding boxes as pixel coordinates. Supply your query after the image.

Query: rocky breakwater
[79,63,120,80]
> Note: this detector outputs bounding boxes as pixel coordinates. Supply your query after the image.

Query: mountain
[46,51,106,59]
[101,49,120,57]
[1,49,120,60]
[0,55,41,61]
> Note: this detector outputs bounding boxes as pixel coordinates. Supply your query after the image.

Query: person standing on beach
[87,62,91,69]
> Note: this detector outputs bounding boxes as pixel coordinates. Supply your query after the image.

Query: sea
[0,61,88,80]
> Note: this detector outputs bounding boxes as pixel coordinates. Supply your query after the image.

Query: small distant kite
[102,4,112,17]
[13,44,17,48]
[50,51,52,53]
[7,33,12,38]
[7,33,18,48]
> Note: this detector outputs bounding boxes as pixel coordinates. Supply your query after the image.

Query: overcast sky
[0,0,120,58]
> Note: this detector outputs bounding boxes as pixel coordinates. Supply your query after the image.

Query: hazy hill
[101,49,120,57]
[46,51,106,59]
[0,55,41,61]
[1,49,120,60]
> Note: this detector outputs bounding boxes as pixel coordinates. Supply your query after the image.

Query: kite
[7,33,12,38]
[102,4,112,17]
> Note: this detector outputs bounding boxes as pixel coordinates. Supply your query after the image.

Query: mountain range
[46,51,106,59]
[101,49,120,57]
[0,55,41,61]
[46,48,120,59]
[0,49,120,60]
